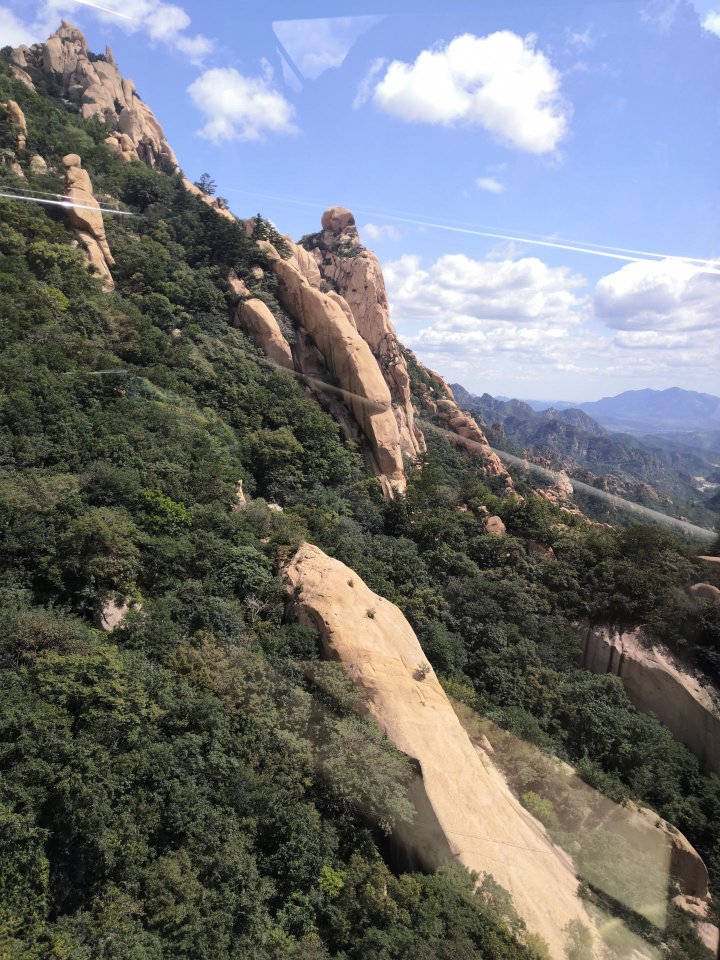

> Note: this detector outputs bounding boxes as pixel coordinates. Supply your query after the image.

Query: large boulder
[233,298,293,370]
[690,582,720,602]
[2,99,27,151]
[284,542,598,960]
[63,153,114,289]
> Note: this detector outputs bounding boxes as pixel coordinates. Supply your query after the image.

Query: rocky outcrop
[29,154,47,175]
[13,22,177,169]
[578,624,720,774]
[258,240,407,495]
[304,207,425,462]
[284,542,597,959]
[63,153,114,289]
[2,99,27,151]
[182,178,235,221]
[415,364,513,486]
[8,48,35,89]
[485,515,506,535]
[690,583,720,602]
[233,298,293,370]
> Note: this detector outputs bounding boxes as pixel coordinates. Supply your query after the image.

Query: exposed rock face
[233,298,293,370]
[182,178,235,221]
[95,593,140,631]
[63,153,114,289]
[2,99,27,151]
[416,365,513,485]
[284,542,596,960]
[29,154,47,175]
[485,515,506,535]
[258,240,407,495]
[14,22,177,169]
[578,624,720,774]
[304,207,425,462]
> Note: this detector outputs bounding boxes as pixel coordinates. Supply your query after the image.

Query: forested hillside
[1,35,720,960]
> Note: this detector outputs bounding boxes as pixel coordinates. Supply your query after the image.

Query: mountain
[527,387,720,435]
[1,23,720,960]
[452,383,720,523]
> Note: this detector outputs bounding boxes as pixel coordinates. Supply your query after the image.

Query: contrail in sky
[224,188,720,271]
[65,0,135,20]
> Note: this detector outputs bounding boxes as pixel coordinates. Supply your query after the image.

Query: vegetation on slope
[1,55,719,959]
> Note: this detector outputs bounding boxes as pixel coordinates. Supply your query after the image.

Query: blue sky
[2,0,719,401]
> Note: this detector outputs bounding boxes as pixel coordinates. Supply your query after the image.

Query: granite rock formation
[63,153,115,289]
[13,22,177,169]
[284,542,598,960]
[578,623,720,774]
[303,207,425,462]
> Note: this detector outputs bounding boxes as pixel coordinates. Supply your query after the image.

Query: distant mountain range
[451,384,720,525]
[520,387,720,437]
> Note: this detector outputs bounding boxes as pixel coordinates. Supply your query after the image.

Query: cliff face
[284,542,596,960]
[303,207,425,463]
[12,21,177,169]
[578,624,720,774]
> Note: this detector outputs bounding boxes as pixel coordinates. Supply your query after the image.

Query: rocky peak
[12,22,177,170]
[305,207,426,462]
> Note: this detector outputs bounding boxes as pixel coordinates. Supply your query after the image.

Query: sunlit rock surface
[14,22,177,169]
[63,153,115,289]
[578,623,720,774]
[284,542,597,960]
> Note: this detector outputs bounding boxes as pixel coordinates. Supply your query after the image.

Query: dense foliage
[1,56,719,959]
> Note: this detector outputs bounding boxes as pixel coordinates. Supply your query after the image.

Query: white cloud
[702,9,720,34]
[273,15,382,82]
[592,257,720,332]
[383,250,720,394]
[476,175,504,194]
[370,31,569,154]
[0,6,37,45]
[34,0,213,63]
[188,65,298,143]
[362,223,403,242]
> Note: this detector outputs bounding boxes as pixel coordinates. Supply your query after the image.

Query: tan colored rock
[9,161,24,178]
[9,65,34,90]
[95,592,140,631]
[3,99,27,151]
[326,290,356,328]
[284,543,597,960]
[690,582,720,602]
[227,270,250,298]
[231,478,247,512]
[234,298,293,370]
[29,154,47,174]
[262,243,407,495]
[485,515,506,536]
[63,153,114,289]
[14,23,177,169]
[305,208,426,462]
[578,624,720,774]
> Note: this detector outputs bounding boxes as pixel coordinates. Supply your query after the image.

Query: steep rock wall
[2,99,27,151]
[258,241,407,495]
[578,624,720,774]
[305,207,425,462]
[233,298,293,370]
[63,153,114,289]
[13,22,177,169]
[284,542,596,959]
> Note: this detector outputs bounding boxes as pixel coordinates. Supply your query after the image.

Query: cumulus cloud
[369,31,569,154]
[273,15,382,82]
[592,257,720,332]
[33,0,213,63]
[386,250,720,392]
[0,6,36,45]
[188,65,298,143]
[476,176,504,194]
[702,9,720,34]
[362,223,403,242]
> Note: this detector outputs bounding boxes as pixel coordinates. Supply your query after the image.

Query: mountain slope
[1,24,720,960]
